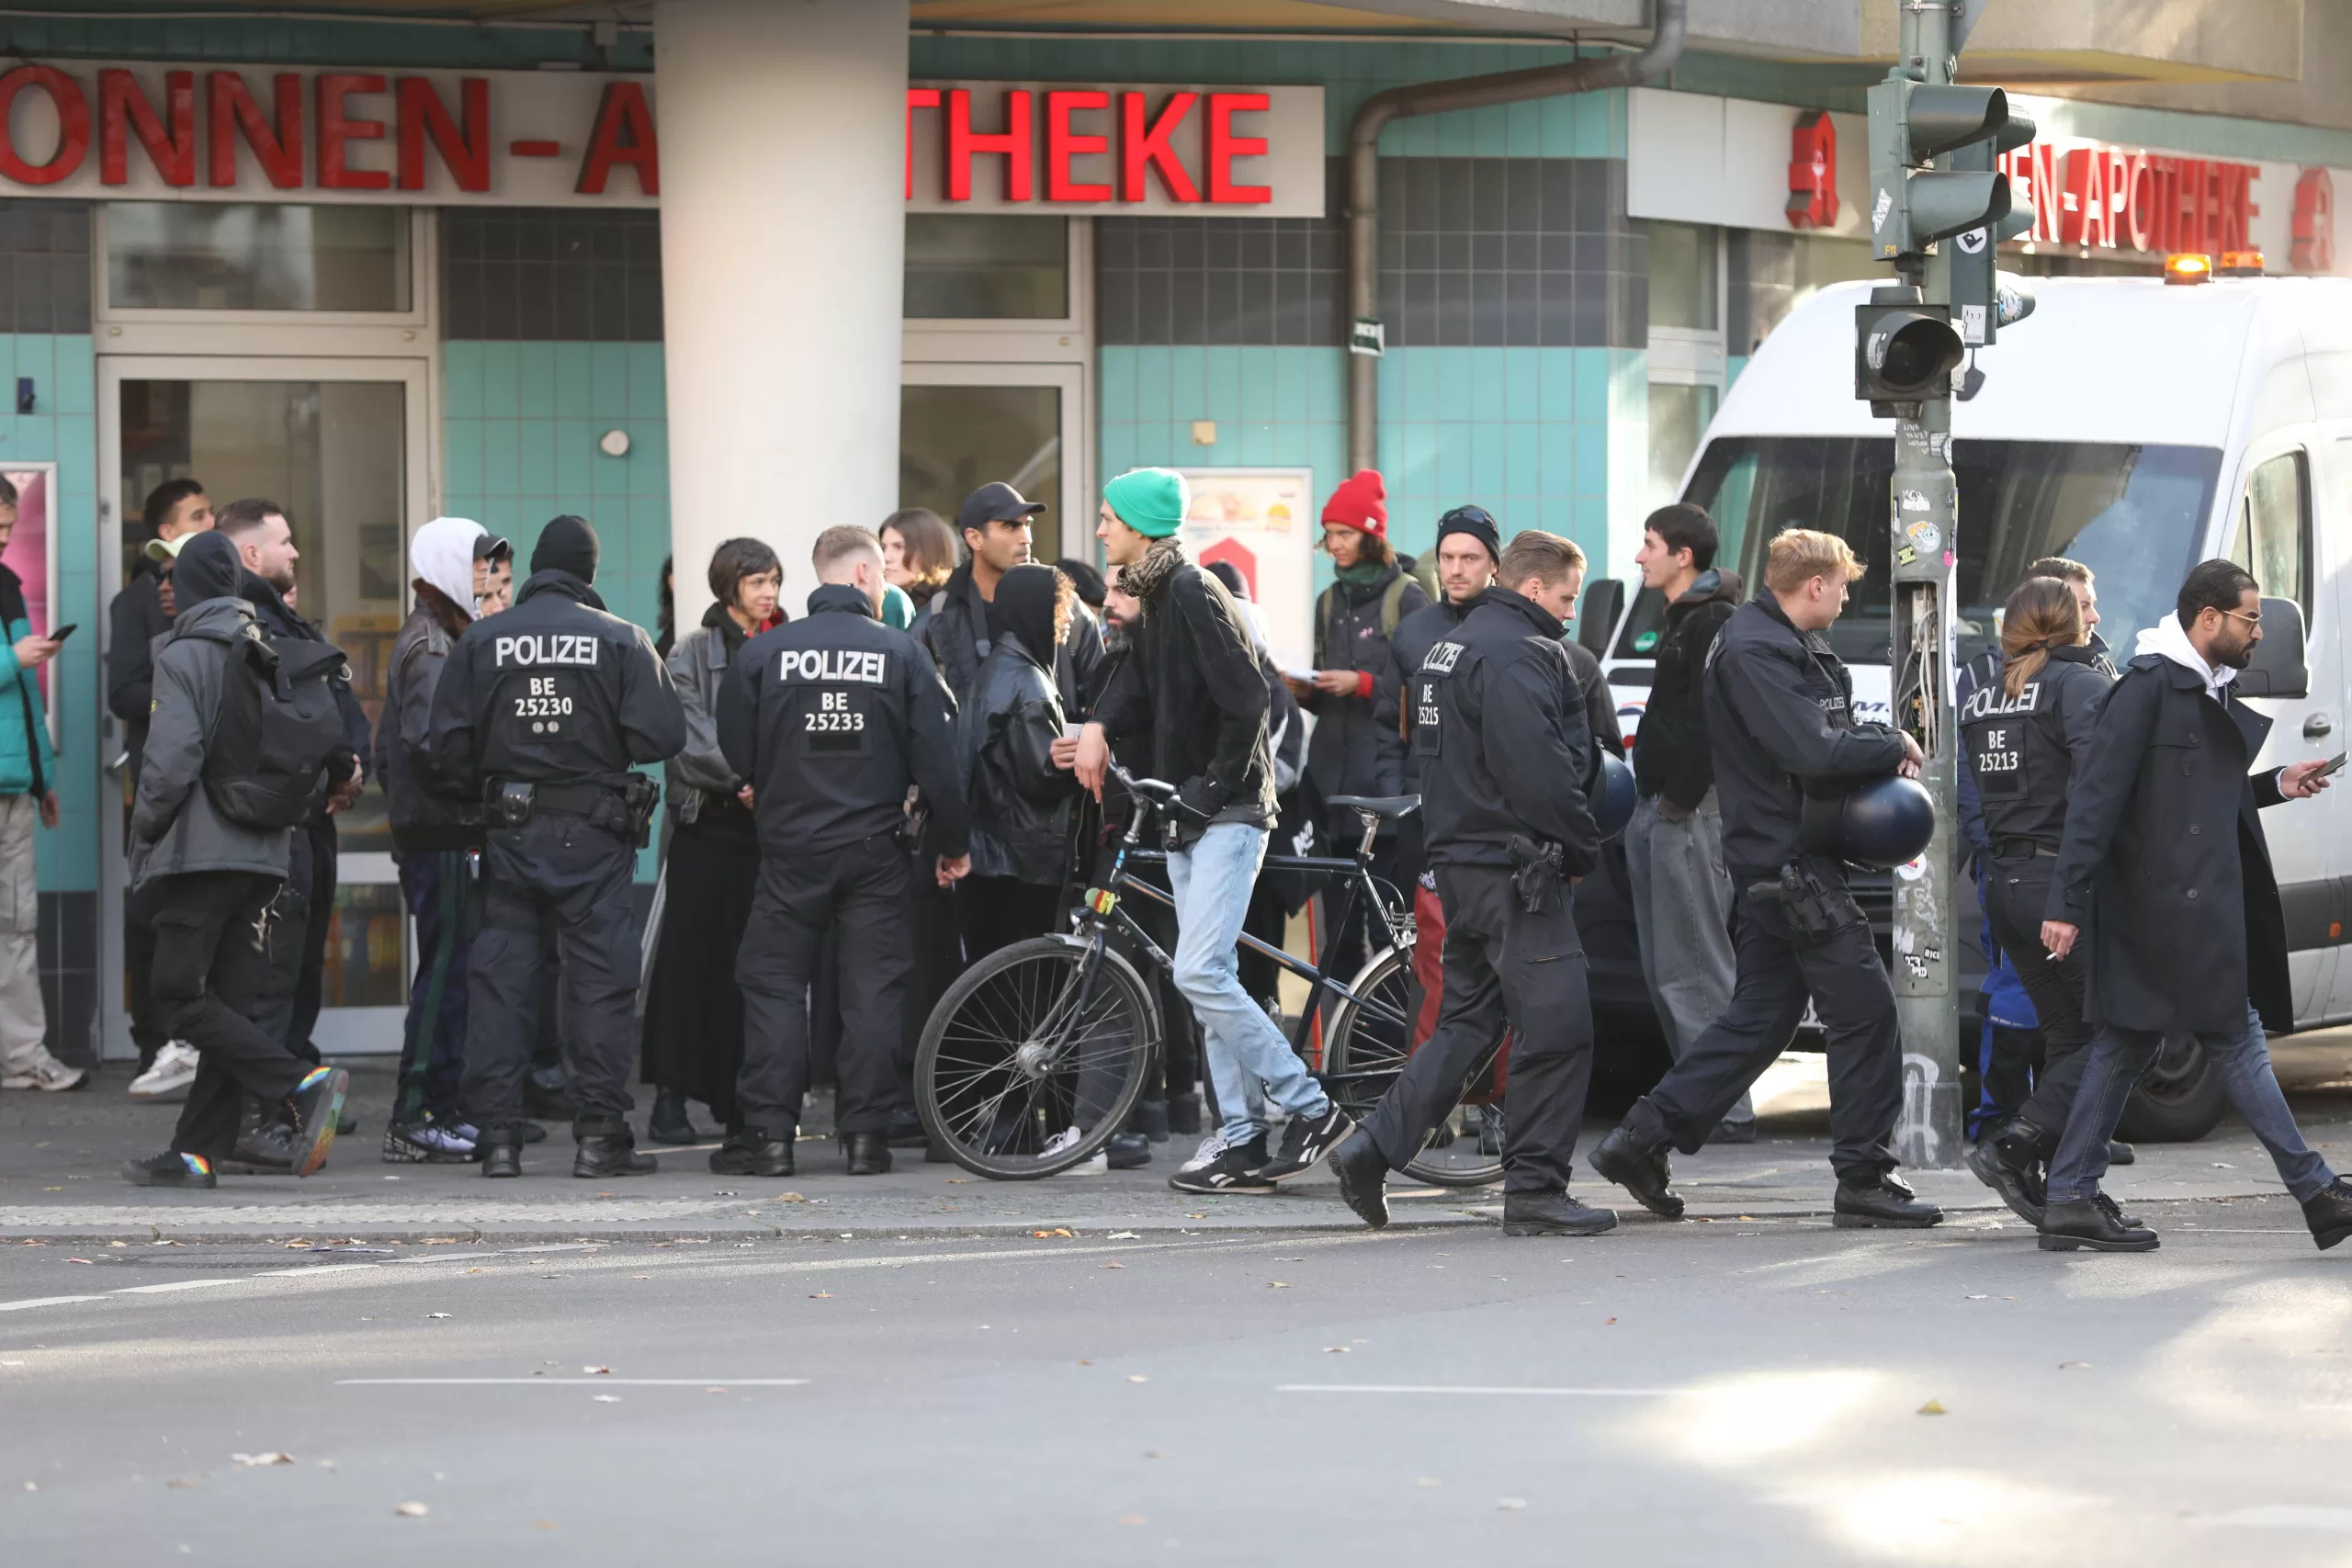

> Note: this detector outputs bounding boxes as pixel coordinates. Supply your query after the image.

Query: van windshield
[1612,437,2222,669]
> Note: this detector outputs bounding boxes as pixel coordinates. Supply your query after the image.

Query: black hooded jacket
[959,565,1080,885]
[916,558,1106,720]
[1632,568,1741,808]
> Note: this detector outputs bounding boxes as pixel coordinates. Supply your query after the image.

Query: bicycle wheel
[916,935,1160,1180]
[1322,945,1505,1189]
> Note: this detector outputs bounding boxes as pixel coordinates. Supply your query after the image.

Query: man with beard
[2035,559,2349,1251]
[215,499,370,1168]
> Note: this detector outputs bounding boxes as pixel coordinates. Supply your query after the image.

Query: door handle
[2307,714,2335,739]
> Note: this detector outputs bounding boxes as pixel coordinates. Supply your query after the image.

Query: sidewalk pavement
[3,1045,2348,1244]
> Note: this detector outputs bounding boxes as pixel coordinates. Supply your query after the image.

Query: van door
[2228,443,2339,1023]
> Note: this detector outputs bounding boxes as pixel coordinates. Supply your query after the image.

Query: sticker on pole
[1872,187,1894,233]
[1905,518,1943,553]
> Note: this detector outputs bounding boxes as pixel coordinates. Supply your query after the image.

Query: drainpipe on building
[1344,0,1688,473]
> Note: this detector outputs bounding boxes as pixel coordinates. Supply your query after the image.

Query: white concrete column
[656,0,909,618]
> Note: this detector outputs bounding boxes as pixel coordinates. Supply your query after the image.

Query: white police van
[1595,266,2352,1139]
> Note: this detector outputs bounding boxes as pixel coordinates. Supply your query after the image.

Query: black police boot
[842,1132,891,1176]
[1965,1116,2051,1226]
[1588,1125,1686,1219]
[1329,1128,1390,1230]
[647,1089,700,1146]
[2040,1193,2158,1252]
[478,1128,524,1179]
[886,1106,930,1149]
[2301,1178,2352,1251]
[572,1118,657,1179]
[710,1129,794,1178]
[1833,1170,1943,1228]
[1106,1131,1152,1169]
[1502,1190,1620,1237]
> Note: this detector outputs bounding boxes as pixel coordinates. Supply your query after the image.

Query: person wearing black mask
[427,514,685,1179]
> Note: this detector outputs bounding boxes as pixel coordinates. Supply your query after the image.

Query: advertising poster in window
[0,464,57,722]
[1175,467,1314,676]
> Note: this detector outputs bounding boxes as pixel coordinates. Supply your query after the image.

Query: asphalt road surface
[4,1198,2347,1565]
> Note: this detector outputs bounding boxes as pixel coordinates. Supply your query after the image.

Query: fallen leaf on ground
[535,1521,556,1530]
[167,1479,195,1489]
[1269,1281,1292,1290]
[395,1502,429,1517]
[944,1179,968,1184]
[107,1240,127,1249]
[1032,1227,1074,1238]
[1917,1399,1947,1415]
[231,1452,293,1467]
[1127,1375,1148,1383]
[775,1192,808,1202]
[808,1292,835,1299]
[1324,1347,1350,1354]
[1100,1262,1125,1269]
[582,1366,609,1375]
[65,1258,92,1265]
[1603,1317,1616,1325]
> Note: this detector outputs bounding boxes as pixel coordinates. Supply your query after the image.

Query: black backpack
[181,621,350,829]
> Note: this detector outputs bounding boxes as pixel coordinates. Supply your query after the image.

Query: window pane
[904,215,1068,319]
[1647,382,1717,512]
[108,203,412,311]
[1644,220,1717,332]
[900,384,1062,561]
[2232,450,2310,624]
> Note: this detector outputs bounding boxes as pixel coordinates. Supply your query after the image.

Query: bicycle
[913,764,1508,1186]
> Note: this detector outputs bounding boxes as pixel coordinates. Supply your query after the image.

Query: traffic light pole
[1888,0,1964,1169]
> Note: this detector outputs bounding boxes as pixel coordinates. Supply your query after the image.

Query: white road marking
[0,1294,101,1312]
[108,1279,242,1294]
[337,1378,808,1387]
[1277,1384,1697,1396]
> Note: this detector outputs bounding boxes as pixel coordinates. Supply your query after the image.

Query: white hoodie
[411,515,485,616]
[2134,611,2235,704]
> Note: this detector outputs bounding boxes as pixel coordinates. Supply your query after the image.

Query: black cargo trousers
[1622,855,1902,1179]
[735,833,912,1141]
[1361,863,1595,1197]
[462,809,640,1137]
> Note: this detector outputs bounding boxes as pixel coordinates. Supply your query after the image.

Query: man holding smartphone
[0,473,74,1093]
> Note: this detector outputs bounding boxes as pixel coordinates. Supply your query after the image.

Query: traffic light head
[1856,290,1962,413]
[1868,75,2037,259]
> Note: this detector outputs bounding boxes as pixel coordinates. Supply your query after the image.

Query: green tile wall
[0,333,99,894]
[1100,342,1648,593]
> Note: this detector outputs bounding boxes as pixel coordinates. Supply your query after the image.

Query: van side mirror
[1577,577,1625,658]
[2240,595,2310,699]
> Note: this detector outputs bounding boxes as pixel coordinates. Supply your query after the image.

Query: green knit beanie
[1102,468,1189,538]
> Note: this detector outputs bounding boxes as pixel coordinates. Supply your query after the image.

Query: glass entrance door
[900,363,1085,564]
[99,357,428,1057]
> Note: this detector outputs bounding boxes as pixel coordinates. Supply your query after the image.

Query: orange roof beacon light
[2165,252,2213,285]
[2217,249,2267,276]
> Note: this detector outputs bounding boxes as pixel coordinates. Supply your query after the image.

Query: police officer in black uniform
[426,516,684,1179]
[716,525,969,1179]
[1327,529,1615,1236]
[1959,576,2116,1217]
[1589,527,1943,1227]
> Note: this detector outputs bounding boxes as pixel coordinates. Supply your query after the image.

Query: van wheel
[2114,1032,2227,1143]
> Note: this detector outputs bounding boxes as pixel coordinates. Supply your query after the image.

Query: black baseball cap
[957,481,1046,536]
[472,534,513,564]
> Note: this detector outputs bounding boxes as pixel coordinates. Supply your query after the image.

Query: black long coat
[2046,653,2294,1035]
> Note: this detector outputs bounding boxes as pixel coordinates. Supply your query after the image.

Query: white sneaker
[128,1041,199,1100]
[1038,1125,1084,1160]
[2,1048,89,1092]
[1177,1133,1228,1176]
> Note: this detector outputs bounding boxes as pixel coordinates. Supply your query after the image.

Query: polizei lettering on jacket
[493,633,601,668]
[778,649,888,684]
[1421,640,1464,675]
[1961,681,2041,722]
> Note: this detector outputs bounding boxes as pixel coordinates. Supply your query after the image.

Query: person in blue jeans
[2040,561,2352,1252]
[1076,467,1351,1194]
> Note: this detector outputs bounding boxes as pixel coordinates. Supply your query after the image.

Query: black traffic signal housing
[1867,79,2035,259]
[1856,287,1962,416]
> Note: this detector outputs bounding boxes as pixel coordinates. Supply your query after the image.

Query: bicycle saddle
[1328,794,1420,818]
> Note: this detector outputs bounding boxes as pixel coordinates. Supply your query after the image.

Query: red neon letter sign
[2293,167,2335,273]
[1046,89,1111,202]
[98,68,194,186]
[1121,90,1198,203]
[317,73,390,190]
[947,88,1032,202]
[396,76,489,192]
[1784,110,1837,229]
[208,72,302,188]
[1205,92,1270,204]
[577,81,657,196]
[0,66,89,187]
[905,87,940,197]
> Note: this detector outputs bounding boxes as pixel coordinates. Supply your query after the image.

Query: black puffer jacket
[916,559,1107,720]
[960,617,1080,886]
[1303,565,1426,818]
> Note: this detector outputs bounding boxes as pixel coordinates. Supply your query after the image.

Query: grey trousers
[1626,790,1753,1128]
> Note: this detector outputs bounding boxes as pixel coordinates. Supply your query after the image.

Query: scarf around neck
[1120,535,1189,608]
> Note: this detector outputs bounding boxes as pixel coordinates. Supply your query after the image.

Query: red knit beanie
[1320,468,1388,539]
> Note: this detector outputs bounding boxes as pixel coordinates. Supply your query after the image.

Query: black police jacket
[1956,630,2112,860]
[425,569,684,797]
[1374,597,1467,795]
[1960,644,2110,852]
[1412,587,1600,874]
[2047,652,2294,1037]
[718,582,970,858]
[1702,592,1906,878]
